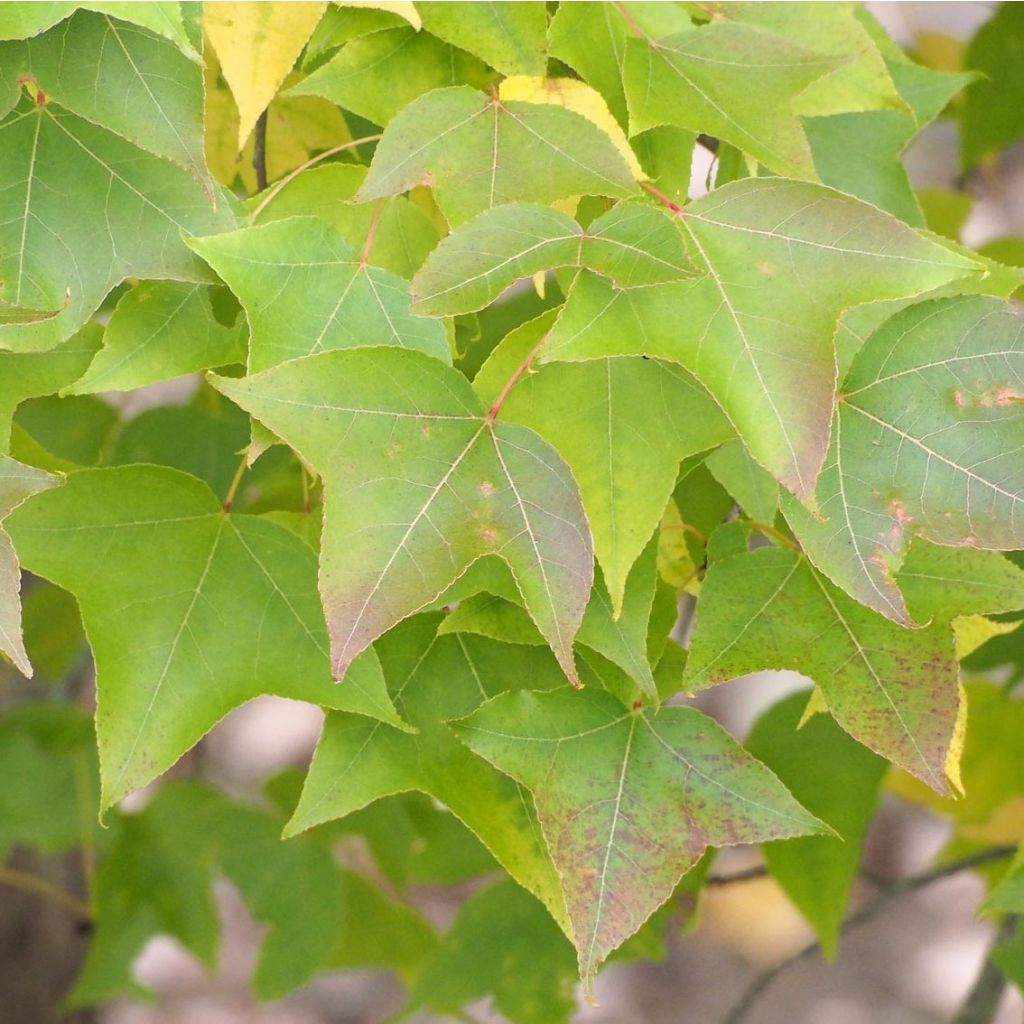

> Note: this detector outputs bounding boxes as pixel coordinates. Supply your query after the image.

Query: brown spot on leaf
[479,480,495,497]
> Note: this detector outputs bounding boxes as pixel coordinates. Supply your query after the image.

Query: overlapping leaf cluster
[1,1,1022,1016]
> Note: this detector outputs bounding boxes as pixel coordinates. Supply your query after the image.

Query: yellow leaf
[205,1,328,150]
[336,0,421,30]
[944,680,967,796]
[498,76,644,181]
[658,500,699,592]
[206,57,350,192]
[953,615,1021,659]
[797,687,829,727]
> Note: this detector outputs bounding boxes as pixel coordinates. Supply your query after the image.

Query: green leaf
[0,3,199,61]
[0,322,102,450]
[12,394,118,468]
[211,348,594,684]
[416,2,547,77]
[897,541,1024,623]
[0,703,98,859]
[623,22,838,178]
[6,465,410,810]
[0,96,236,352]
[187,217,450,373]
[66,283,245,394]
[442,537,663,702]
[685,546,960,792]
[355,85,638,227]
[719,1,904,117]
[543,179,978,499]
[288,25,491,125]
[451,685,824,987]
[0,10,210,188]
[499,356,731,614]
[0,453,60,675]
[706,439,779,524]
[805,59,973,224]
[407,879,577,1024]
[746,690,886,957]
[71,781,350,1005]
[411,200,696,317]
[548,2,691,128]
[961,2,1024,168]
[287,614,572,935]
[247,162,441,279]
[783,296,1024,625]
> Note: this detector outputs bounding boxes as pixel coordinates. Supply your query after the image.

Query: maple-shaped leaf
[685,546,961,792]
[6,465,410,810]
[451,686,825,987]
[204,1,325,149]
[0,11,210,189]
[498,355,731,615]
[287,613,572,935]
[411,201,696,317]
[0,2,199,61]
[416,2,547,78]
[622,20,839,179]
[287,24,492,126]
[0,96,236,353]
[187,217,450,373]
[246,162,440,279]
[542,178,980,499]
[0,454,59,676]
[783,295,1024,625]
[355,85,638,227]
[66,282,245,394]
[0,323,102,449]
[211,347,594,683]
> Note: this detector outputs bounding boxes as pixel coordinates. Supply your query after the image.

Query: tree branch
[722,845,1018,1024]
[252,110,268,192]
[0,864,92,919]
[953,913,1019,1024]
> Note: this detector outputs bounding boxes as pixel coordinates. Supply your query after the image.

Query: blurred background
[3,2,1023,1023]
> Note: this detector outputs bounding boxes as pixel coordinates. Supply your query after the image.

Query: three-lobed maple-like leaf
[497,354,732,616]
[622,20,839,179]
[783,295,1024,625]
[410,201,697,317]
[187,217,449,373]
[6,465,409,810]
[355,85,638,227]
[0,454,59,676]
[0,95,236,352]
[0,10,209,188]
[203,1,325,149]
[211,347,593,683]
[287,613,572,935]
[542,178,981,499]
[452,686,825,987]
[67,282,245,394]
[685,545,961,792]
